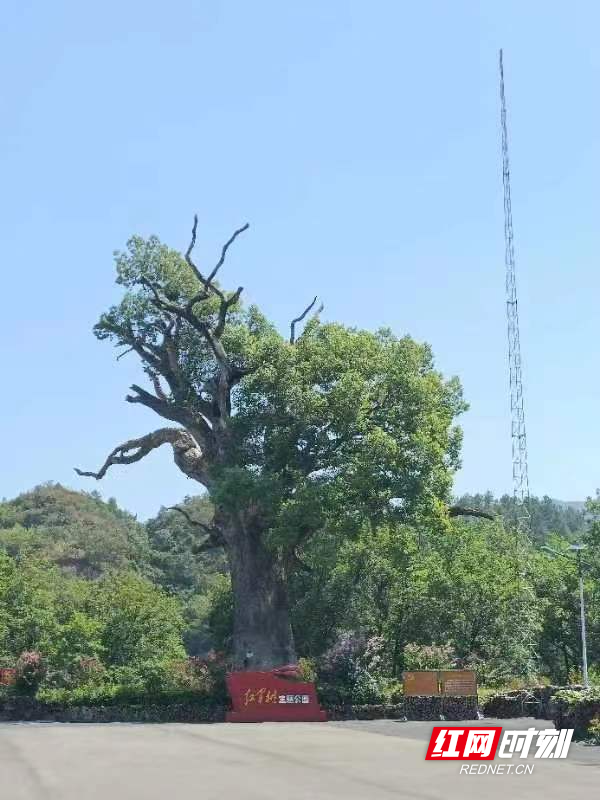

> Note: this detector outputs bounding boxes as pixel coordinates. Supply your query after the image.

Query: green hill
[0,483,152,578]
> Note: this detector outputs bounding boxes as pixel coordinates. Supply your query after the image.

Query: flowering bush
[403,642,456,671]
[171,653,227,702]
[15,651,47,696]
[317,633,384,705]
[51,656,107,689]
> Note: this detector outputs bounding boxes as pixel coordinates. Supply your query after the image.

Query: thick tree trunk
[224,517,296,670]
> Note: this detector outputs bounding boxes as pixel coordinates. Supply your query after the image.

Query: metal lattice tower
[499,49,531,530]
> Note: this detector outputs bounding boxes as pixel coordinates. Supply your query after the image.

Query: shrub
[552,687,600,738]
[15,651,46,696]
[380,678,403,704]
[134,661,178,694]
[72,657,107,686]
[403,642,456,671]
[362,636,392,677]
[35,683,223,709]
[317,633,385,705]
[297,657,317,683]
[172,653,227,702]
[587,716,600,744]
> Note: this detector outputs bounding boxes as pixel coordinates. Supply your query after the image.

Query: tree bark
[224,516,296,670]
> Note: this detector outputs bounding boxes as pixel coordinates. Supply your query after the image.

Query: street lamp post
[573,545,589,690]
[541,543,589,690]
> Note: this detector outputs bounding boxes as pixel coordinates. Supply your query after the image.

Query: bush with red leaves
[15,651,47,696]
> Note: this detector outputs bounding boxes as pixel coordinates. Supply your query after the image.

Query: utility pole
[575,546,589,689]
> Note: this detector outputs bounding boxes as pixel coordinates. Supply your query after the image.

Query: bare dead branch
[206,224,250,284]
[125,384,176,415]
[116,347,134,361]
[150,373,168,401]
[183,215,248,321]
[185,288,210,315]
[111,217,254,440]
[102,321,162,370]
[140,277,188,319]
[192,538,224,554]
[290,296,318,344]
[75,427,209,485]
[214,286,244,338]
[184,214,204,285]
[167,505,213,535]
[448,505,495,521]
[75,429,183,479]
[168,505,225,549]
[125,384,211,442]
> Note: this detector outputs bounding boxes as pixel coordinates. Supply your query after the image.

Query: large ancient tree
[77,218,469,669]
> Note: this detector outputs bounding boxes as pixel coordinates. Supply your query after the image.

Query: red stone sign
[226,670,327,722]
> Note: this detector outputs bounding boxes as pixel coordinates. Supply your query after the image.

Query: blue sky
[1,1,598,518]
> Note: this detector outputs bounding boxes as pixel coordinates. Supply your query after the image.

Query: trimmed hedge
[550,688,600,738]
[0,696,226,723]
[36,686,223,708]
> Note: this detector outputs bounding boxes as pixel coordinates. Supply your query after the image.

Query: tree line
[0,483,597,694]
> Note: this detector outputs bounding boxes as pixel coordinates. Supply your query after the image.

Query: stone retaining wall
[482,686,585,719]
[0,695,478,723]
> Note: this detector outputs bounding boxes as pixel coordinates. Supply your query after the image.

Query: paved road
[0,718,597,799]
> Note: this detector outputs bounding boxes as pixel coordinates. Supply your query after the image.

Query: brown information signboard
[402,670,477,697]
[402,671,441,696]
[440,670,477,696]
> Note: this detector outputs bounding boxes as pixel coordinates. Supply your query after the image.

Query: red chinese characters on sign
[242,687,279,706]
[226,670,327,722]
[425,727,503,760]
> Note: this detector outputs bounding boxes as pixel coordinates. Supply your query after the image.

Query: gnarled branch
[207,223,250,284]
[290,296,318,344]
[214,286,244,338]
[184,214,249,298]
[116,347,134,361]
[75,427,209,485]
[167,504,212,534]
[125,384,211,442]
[167,505,224,549]
[150,373,167,401]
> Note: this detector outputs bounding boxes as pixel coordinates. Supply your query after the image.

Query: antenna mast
[499,49,530,529]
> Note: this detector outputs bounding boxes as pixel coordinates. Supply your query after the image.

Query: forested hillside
[453,492,586,541]
[0,484,150,577]
[0,483,598,696]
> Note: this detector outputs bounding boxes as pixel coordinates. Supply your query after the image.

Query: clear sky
[1,1,598,518]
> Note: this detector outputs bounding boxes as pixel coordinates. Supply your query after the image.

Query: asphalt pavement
[0,718,597,799]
